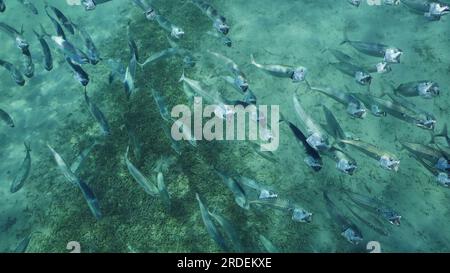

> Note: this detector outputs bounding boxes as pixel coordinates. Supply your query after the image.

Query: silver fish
[190,0,230,35]
[323,191,363,245]
[215,170,249,210]
[157,172,171,211]
[0,59,25,86]
[70,141,100,174]
[195,193,230,252]
[33,25,53,71]
[124,146,159,196]
[84,89,111,136]
[10,142,32,193]
[293,93,330,151]
[251,54,307,83]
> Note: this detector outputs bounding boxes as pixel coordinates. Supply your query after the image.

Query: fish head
[235,75,249,92]
[384,0,400,5]
[81,0,96,11]
[304,156,323,172]
[145,7,157,20]
[379,155,400,171]
[384,48,403,64]
[292,208,312,223]
[418,81,440,98]
[348,0,361,7]
[429,3,450,16]
[415,112,436,130]
[386,212,402,226]
[214,18,230,35]
[355,71,372,86]
[74,73,89,87]
[341,227,363,245]
[307,133,329,152]
[347,102,367,119]
[436,157,449,172]
[370,104,386,117]
[337,158,357,175]
[15,37,29,51]
[376,62,391,74]
[222,37,232,47]
[171,27,185,39]
[437,173,450,187]
[291,67,307,82]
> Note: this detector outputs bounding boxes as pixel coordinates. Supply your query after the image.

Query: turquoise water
[0,0,449,253]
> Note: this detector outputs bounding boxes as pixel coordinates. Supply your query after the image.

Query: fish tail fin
[178,69,186,83]
[250,54,257,66]
[24,141,31,152]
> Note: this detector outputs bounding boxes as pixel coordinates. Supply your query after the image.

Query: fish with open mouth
[154,12,185,39]
[321,105,358,175]
[206,30,232,47]
[251,54,308,83]
[280,114,323,172]
[401,142,449,173]
[310,86,367,118]
[33,25,53,71]
[408,149,450,187]
[323,191,363,245]
[330,61,372,86]
[249,197,312,223]
[327,48,392,74]
[0,22,29,52]
[344,191,402,225]
[208,50,249,93]
[354,93,436,130]
[401,0,450,21]
[293,93,330,151]
[0,108,14,127]
[10,142,32,193]
[393,81,440,99]
[0,59,26,86]
[341,33,403,64]
[132,0,184,38]
[190,0,230,35]
[340,138,400,171]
